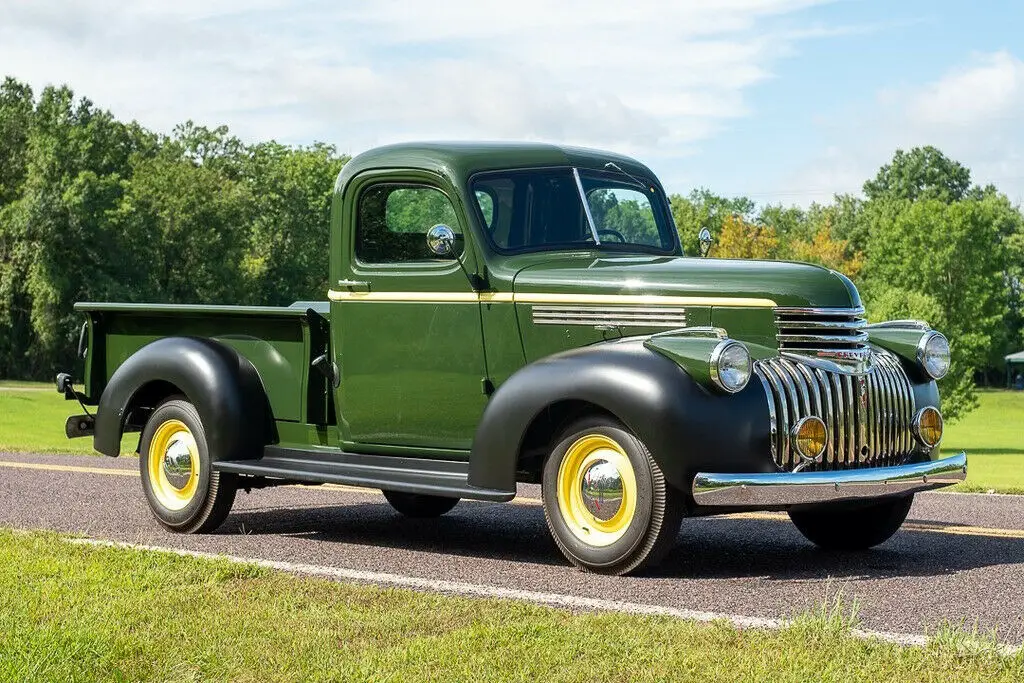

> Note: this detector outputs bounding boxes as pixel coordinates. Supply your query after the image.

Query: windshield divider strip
[572,167,601,246]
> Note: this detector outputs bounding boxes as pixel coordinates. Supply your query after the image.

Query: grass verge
[1,383,1021,492]
[1,529,1021,682]
[944,390,1024,494]
[0,384,134,455]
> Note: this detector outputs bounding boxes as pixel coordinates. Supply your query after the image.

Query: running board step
[213,446,515,502]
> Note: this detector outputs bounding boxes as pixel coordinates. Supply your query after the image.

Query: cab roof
[334,141,661,195]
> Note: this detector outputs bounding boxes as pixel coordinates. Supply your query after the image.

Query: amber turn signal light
[912,406,943,448]
[790,416,827,462]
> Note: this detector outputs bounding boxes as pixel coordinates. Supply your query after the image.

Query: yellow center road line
[0,460,139,477]
[902,522,1024,539]
[4,459,1024,540]
[713,510,1024,539]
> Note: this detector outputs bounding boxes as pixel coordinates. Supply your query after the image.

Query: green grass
[1,382,1021,492]
[0,529,1020,682]
[944,390,1024,494]
[0,384,135,455]
[0,379,51,389]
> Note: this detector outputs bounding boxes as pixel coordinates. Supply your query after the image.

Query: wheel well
[516,399,614,483]
[124,380,185,432]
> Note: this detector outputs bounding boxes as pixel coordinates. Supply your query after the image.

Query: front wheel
[542,415,683,576]
[788,495,914,550]
[139,398,237,533]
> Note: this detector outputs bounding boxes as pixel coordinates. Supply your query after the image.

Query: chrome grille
[775,306,868,351]
[755,352,917,472]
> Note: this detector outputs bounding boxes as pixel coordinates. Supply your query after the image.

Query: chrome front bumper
[692,452,967,507]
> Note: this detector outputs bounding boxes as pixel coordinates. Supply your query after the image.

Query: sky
[2,0,1022,206]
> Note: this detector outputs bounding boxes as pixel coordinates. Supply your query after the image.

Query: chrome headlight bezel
[709,340,751,394]
[917,331,950,380]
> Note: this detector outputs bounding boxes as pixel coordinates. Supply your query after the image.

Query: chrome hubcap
[162,436,194,490]
[579,459,624,522]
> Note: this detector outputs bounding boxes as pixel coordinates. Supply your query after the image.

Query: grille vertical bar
[754,352,917,472]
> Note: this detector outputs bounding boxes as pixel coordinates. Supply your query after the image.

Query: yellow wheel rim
[147,419,200,511]
[556,434,638,547]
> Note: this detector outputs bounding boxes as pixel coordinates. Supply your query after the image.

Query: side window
[475,190,495,230]
[471,176,516,247]
[356,185,463,263]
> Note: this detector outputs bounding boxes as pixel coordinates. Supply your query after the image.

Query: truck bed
[74,301,332,425]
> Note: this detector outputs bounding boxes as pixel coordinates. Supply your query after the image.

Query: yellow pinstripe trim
[327,290,480,302]
[327,290,776,307]
[512,293,776,307]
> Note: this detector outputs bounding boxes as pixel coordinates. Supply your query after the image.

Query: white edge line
[65,536,963,651]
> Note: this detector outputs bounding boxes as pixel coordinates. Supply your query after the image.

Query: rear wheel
[542,415,683,576]
[788,495,914,550]
[139,398,237,533]
[383,490,460,518]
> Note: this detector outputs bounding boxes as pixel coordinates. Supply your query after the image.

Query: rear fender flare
[467,340,772,494]
[93,336,272,459]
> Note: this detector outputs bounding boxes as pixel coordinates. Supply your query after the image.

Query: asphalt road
[2,451,1023,645]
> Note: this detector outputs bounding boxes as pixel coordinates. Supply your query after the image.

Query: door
[332,178,488,453]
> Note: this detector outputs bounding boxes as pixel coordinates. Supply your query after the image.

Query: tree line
[0,77,347,381]
[2,77,1021,419]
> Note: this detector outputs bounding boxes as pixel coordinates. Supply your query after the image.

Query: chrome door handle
[335,279,369,292]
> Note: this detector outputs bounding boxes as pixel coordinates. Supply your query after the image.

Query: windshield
[470,167,678,254]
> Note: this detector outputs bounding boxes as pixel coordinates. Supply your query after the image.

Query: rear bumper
[692,452,967,507]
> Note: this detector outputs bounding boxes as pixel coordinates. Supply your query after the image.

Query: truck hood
[509,254,861,309]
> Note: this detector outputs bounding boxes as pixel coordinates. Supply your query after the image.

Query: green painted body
[74,142,933,469]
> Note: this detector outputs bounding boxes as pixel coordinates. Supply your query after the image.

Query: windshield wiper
[572,167,601,246]
[604,161,652,191]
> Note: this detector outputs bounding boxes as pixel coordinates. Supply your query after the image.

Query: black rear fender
[468,340,773,494]
[93,336,273,459]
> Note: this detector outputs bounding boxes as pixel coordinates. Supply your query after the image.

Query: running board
[213,446,515,502]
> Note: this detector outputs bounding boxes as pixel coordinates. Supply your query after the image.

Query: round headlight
[917,331,950,380]
[912,406,943,448]
[710,340,751,393]
[791,416,827,463]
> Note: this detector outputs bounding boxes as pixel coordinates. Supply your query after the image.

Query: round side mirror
[426,224,456,257]
[698,228,713,257]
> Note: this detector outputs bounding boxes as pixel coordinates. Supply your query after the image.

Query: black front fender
[468,339,773,494]
[93,336,272,459]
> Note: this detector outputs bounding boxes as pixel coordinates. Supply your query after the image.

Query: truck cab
[60,142,967,575]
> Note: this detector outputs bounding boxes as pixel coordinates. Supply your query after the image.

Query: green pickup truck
[58,142,966,575]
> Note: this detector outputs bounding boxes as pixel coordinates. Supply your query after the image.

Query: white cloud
[908,51,1024,127]
[0,0,835,164]
[785,51,1024,205]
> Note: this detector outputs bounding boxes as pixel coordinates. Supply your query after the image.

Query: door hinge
[481,378,495,396]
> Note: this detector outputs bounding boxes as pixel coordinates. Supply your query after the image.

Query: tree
[0,83,155,378]
[758,203,809,243]
[113,131,254,306]
[712,213,779,260]
[670,189,756,256]
[0,77,34,206]
[787,223,864,279]
[863,146,973,203]
[860,197,1011,419]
